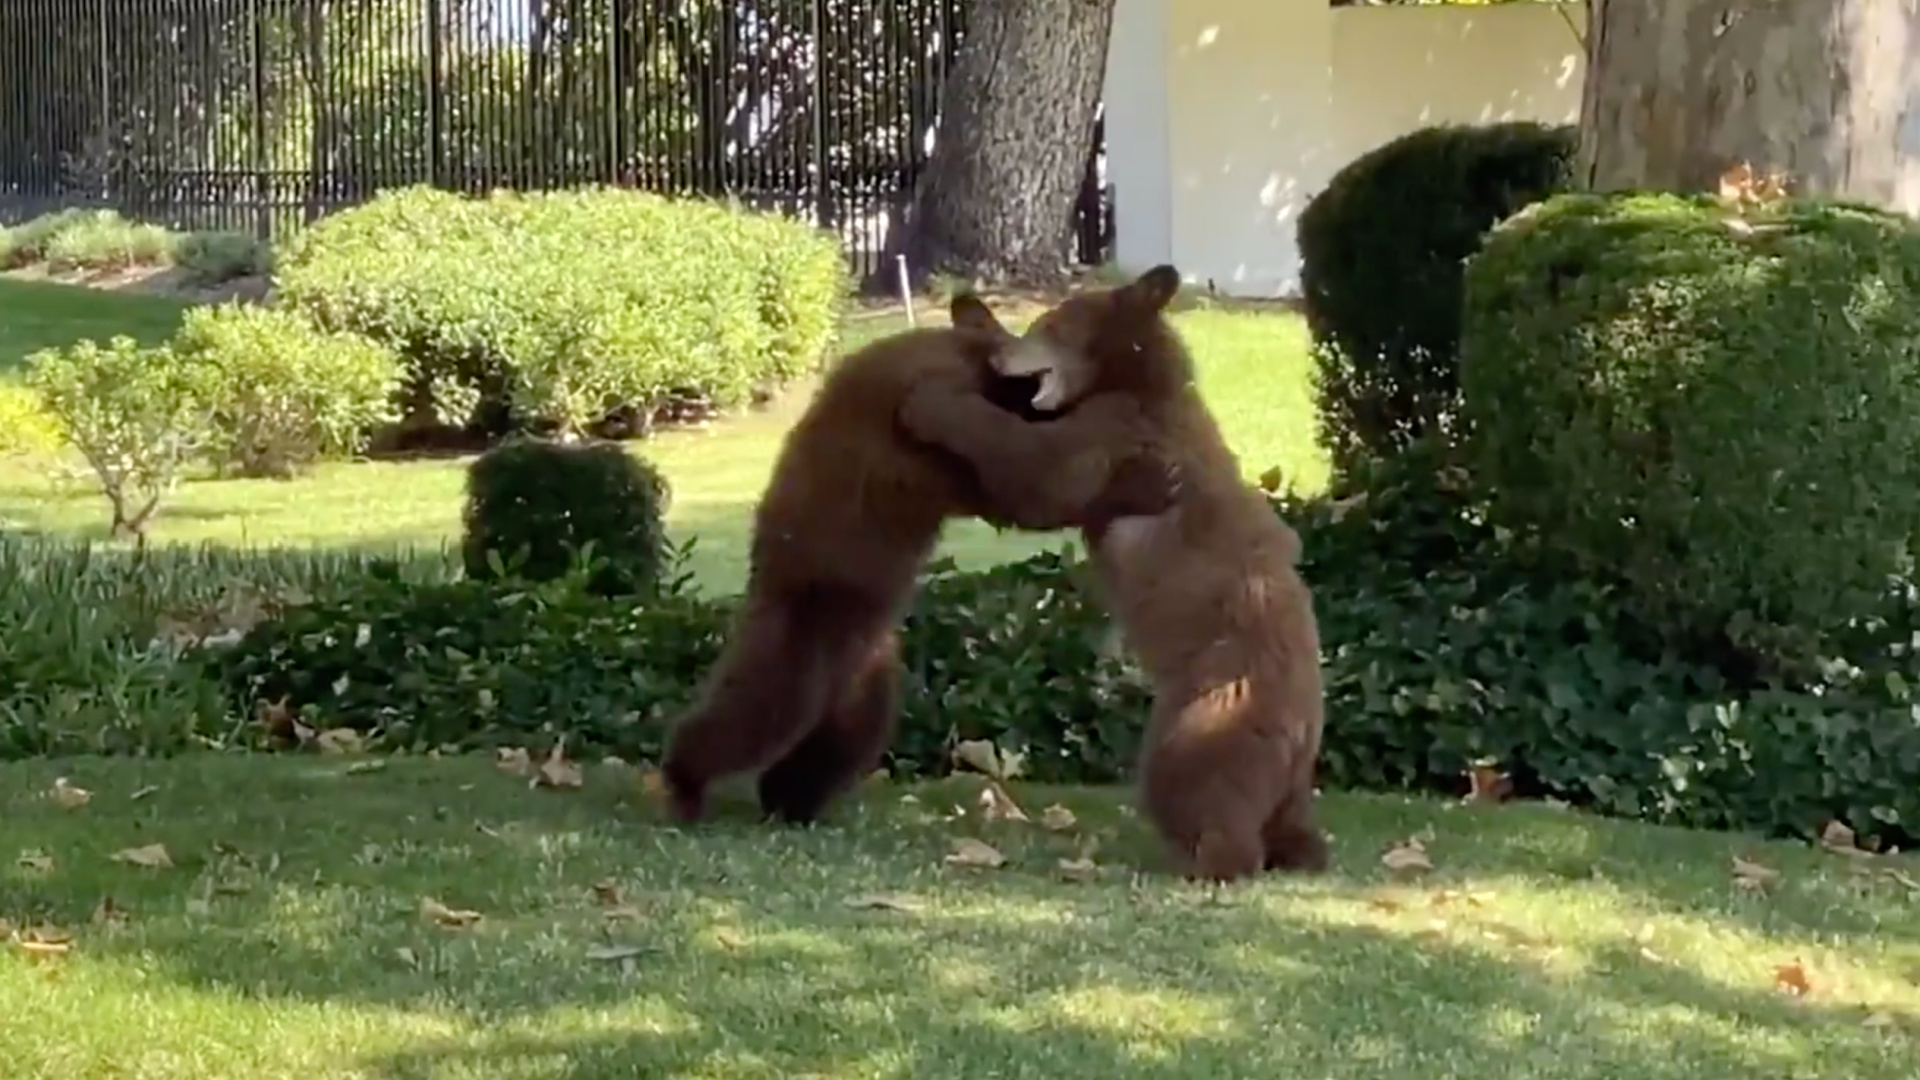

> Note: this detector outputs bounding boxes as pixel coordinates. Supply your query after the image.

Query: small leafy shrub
[275,185,846,441]
[175,230,271,285]
[460,437,673,595]
[0,383,65,457]
[1298,121,1574,480]
[26,337,218,538]
[1460,192,1920,671]
[42,210,178,270]
[170,304,405,478]
[1,209,90,267]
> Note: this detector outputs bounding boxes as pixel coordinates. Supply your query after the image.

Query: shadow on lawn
[5,755,1915,1079]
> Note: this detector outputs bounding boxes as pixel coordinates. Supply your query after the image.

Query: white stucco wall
[1103,0,1586,298]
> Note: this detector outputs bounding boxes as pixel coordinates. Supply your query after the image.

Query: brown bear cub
[660,320,1179,827]
[900,267,1330,882]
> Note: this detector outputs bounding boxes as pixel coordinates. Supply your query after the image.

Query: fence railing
[0,0,1112,279]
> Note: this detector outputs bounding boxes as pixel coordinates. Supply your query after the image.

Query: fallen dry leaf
[1732,855,1781,891]
[419,896,484,929]
[1863,1011,1898,1030]
[49,777,92,809]
[1431,888,1494,908]
[315,727,364,755]
[843,893,923,913]
[944,837,1008,870]
[495,747,533,777]
[1257,465,1285,493]
[1464,764,1511,803]
[394,946,420,969]
[1039,804,1079,832]
[1381,838,1433,874]
[534,743,584,790]
[978,781,1029,823]
[111,843,173,869]
[1367,895,1407,914]
[15,925,72,957]
[1774,960,1813,996]
[952,739,1007,779]
[17,852,54,873]
[591,879,625,906]
[343,759,386,775]
[1820,820,1874,859]
[1880,866,1920,894]
[1057,857,1099,882]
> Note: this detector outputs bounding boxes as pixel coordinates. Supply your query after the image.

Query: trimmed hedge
[1298,121,1574,480]
[1460,192,1920,671]
[192,480,1920,851]
[274,185,848,440]
[460,436,674,596]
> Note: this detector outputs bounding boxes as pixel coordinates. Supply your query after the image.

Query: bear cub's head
[952,265,1191,418]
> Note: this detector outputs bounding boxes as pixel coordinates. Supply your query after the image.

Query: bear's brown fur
[903,268,1329,882]
[660,321,1180,827]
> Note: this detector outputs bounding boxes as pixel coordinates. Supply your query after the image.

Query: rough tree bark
[882,0,1116,291]
[1580,0,1920,213]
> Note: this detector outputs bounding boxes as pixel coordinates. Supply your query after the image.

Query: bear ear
[950,294,1005,333]
[1122,265,1182,313]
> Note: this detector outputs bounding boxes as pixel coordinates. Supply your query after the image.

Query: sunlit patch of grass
[2,755,1917,1078]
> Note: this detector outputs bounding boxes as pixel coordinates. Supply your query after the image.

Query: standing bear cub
[899,267,1330,882]
[660,321,1179,828]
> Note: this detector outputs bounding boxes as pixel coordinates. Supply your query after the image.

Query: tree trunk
[883,0,1115,291]
[1580,0,1920,214]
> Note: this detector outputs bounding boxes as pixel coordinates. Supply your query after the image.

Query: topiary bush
[274,185,848,442]
[1459,192,1920,673]
[460,436,674,596]
[1298,121,1574,480]
[171,303,406,478]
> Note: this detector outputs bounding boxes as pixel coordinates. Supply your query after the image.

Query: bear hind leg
[756,630,902,826]
[660,598,845,823]
[1261,792,1330,873]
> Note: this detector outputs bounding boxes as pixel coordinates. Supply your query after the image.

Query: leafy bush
[175,230,272,284]
[42,210,178,270]
[1460,192,1920,671]
[274,185,847,441]
[1,209,91,267]
[460,437,674,595]
[197,494,1920,850]
[1298,121,1574,480]
[25,337,218,538]
[0,383,65,457]
[170,304,405,478]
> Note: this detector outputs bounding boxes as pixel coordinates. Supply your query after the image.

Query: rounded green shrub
[175,230,272,285]
[461,436,673,596]
[1460,192,1920,669]
[1298,121,1574,480]
[171,303,406,478]
[274,185,847,442]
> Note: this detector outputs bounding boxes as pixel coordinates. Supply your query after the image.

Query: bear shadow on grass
[26,762,1910,1080]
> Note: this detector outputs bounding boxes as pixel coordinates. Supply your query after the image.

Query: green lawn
[4,754,1917,1079]
[0,282,1327,592]
[0,276,190,375]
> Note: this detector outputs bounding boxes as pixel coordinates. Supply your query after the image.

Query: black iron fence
[0,0,1112,278]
